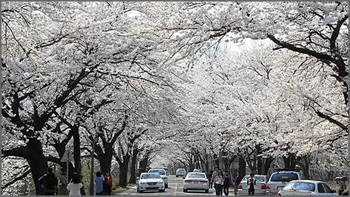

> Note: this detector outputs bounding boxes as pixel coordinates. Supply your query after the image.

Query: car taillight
[199,180,208,183]
[261,184,270,189]
[238,184,242,189]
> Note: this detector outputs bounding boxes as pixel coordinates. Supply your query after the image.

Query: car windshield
[255,176,266,182]
[149,169,166,175]
[188,173,206,179]
[284,182,315,192]
[270,173,299,182]
[242,175,266,182]
[141,173,161,179]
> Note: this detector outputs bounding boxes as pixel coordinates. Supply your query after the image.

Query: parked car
[176,168,187,177]
[136,172,165,193]
[238,174,269,195]
[148,168,169,188]
[277,180,338,196]
[267,169,302,195]
[183,172,209,193]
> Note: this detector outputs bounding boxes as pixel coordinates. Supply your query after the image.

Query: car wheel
[137,187,142,193]
[159,189,165,192]
[183,189,187,192]
[205,189,209,193]
[165,183,168,188]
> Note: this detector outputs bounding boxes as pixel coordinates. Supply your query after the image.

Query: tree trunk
[283,153,298,169]
[139,154,149,174]
[262,157,274,175]
[298,156,310,179]
[26,138,48,195]
[129,148,138,184]
[119,154,130,188]
[72,126,81,176]
[239,156,246,176]
[95,143,113,175]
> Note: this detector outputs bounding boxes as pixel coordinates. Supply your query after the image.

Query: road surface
[116,175,263,196]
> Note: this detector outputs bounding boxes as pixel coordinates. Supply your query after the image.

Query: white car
[267,170,302,195]
[148,168,169,188]
[176,168,187,177]
[277,180,338,196]
[238,175,269,195]
[183,172,209,193]
[136,173,165,193]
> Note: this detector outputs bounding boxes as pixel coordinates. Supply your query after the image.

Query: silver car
[148,168,169,188]
[238,175,269,195]
[136,173,165,193]
[176,168,187,177]
[267,170,302,195]
[277,180,338,196]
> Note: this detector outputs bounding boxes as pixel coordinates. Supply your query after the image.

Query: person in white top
[67,173,83,196]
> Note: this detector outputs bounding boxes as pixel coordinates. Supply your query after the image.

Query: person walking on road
[208,170,213,189]
[214,170,224,196]
[211,167,219,185]
[67,173,83,196]
[223,171,232,196]
[38,167,58,195]
[234,170,241,196]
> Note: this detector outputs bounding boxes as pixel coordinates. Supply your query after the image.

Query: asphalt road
[116,175,256,196]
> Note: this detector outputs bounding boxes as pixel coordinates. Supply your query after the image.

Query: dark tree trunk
[72,126,81,175]
[298,156,310,179]
[239,156,246,177]
[95,143,113,175]
[256,145,263,174]
[119,154,130,188]
[26,139,48,195]
[99,155,112,175]
[283,153,298,169]
[129,147,139,184]
[139,154,149,174]
[262,157,274,175]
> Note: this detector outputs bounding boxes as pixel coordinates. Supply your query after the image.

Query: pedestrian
[95,171,105,195]
[57,168,69,195]
[223,170,232,196]
[214,170,224,196]
[67,173,83,196]
[208,170,213,189]
[211,166,219,186]
[234,170,241,196]
[247,173,256,195]
[38,167,58,195]
[102,176,111,195]
[104,172,113,195]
